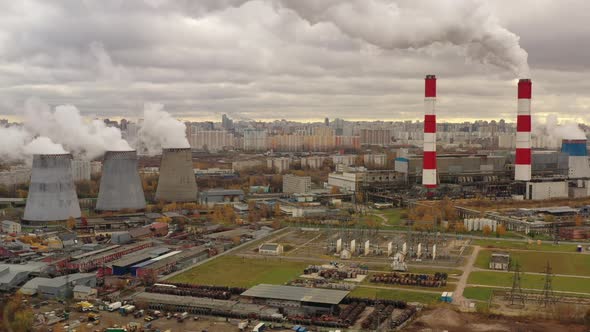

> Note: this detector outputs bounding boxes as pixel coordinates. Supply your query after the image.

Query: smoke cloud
[0,126,66,162]
[534,114,587,148]
[147,0,530,76]
[138,103,190,155]
[23,98,131,159]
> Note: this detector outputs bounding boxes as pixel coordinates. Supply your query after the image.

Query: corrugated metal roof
[241,284,349,305]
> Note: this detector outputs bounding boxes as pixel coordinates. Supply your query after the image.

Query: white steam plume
[138,103,190,155]
[23,98,131,159]
[146,0,529,76]
[534,115,587,149]
[0,125,66,162]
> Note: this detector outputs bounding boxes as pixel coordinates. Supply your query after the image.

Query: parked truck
[107,301,122,312]
[177,312,189,322]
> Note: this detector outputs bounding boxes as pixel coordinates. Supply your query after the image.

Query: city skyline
[1,1,590,122]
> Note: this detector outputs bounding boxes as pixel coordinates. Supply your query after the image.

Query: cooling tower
[155,148,197,202]
[422,74,437,188]
[23,154,81,222]
[96,150,146,211]
[515,79,532,181]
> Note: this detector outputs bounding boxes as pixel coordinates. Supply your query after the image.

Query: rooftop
[241,284,349,305]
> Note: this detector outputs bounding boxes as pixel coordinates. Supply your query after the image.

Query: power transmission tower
[508,261,525,307]
[540,261,556,307]
[552,222,559,245]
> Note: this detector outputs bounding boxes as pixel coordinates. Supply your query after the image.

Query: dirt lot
[32,301,291,332]
[405,307,589,332]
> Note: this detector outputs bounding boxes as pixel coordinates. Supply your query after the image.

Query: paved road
[452,245,481,307]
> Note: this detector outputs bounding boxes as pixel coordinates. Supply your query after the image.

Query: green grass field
[474,250,590,276]
[349,286,440,304]
[463,287,495,302]
[467,271,590,294]
[472,239,579,252]
[169,255,308,287]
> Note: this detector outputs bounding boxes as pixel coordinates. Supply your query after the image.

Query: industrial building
[134,246,209,278]
[0,262,50,292]
[20,273,96,298]
[283,174,312,194]
[1,220,21,234]
[258,243,283,255]
[489,252,510,271]
[67,241,153,272]
[198,189,244,206]
[96,150,146,211]
[23,154,82,222]
[108,247,170,276]
[395,154,507,185]
[241,284,349,315]
[155,148,198,202]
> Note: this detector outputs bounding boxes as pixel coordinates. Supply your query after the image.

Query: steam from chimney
[534,115,587,149]
[147,0,529,76]
[138,103,190,155]
[23,98,131,159]
[0,126,66,161]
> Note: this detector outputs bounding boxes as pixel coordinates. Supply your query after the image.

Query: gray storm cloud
[148,0,530,76]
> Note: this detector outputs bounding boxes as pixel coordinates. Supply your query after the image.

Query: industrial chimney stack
[155,148,197,202]
[96,150,146,211]
[23,154,81,222]
[515,79,532,181]
[422,75,437,188]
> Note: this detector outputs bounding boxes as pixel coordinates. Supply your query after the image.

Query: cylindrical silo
[96,150,146,211]
[23,154,81,222]
[155,148,197,202]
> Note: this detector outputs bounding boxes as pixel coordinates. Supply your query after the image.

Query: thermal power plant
[561,139,590,179]
[423,74,437,188]
[96,151,146,211]
[23,154,81,222]
[515,79,532,181]
[155,148,198,202]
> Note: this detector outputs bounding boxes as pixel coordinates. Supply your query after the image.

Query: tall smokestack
[422,75,437,188]
[23,154,81,222]
[515,79,532,181]
[96,150,146,211]
[155,148,197,202]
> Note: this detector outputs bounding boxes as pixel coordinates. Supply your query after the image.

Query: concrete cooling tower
[155,148,197,202]
[96,150,146,211]
[23,154,82,222]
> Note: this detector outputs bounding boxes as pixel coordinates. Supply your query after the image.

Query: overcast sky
[1,0,589,123]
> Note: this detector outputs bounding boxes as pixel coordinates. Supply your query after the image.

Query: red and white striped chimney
[515,79,532,181]
[423,75,437,188]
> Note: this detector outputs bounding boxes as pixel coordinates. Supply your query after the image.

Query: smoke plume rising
[147,0,530,76]
[138,103,190,155]
[0,125,66,162]
[23,98,131,159]
[534,114,587,148]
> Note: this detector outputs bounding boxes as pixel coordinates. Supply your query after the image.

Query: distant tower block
[402,242,407,255]
[515,78,532,181]
[432,244,437,260]
[23,154,81,222]
[417,243,422,258]
[96,151,146,211]
[364,240,370,256]
[387,242,393,256]
[336,238,342,253]
[350,240,356,254]
[155,148,197,202]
